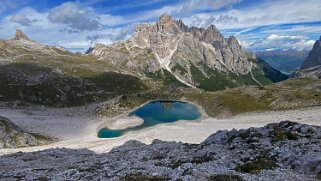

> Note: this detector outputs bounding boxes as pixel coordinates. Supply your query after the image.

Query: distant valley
[257,50,309,75]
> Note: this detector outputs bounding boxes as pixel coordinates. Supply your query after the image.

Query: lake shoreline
[0,105,320,155]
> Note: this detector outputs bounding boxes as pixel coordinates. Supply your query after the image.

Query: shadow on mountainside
[0,62,148,107]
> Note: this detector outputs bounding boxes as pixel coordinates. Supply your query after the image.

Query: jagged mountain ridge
[90,14,287,90]
[293,36,321,79]
[0,19,287,107]
[301,36,321,69]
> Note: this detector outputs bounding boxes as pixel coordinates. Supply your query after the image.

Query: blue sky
[0,0,320,52]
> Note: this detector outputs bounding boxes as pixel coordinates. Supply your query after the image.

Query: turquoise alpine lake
[98,100,201,138]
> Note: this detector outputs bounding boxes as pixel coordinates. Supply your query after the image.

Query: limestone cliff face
[90,14,286,90]
[131,14,182,72]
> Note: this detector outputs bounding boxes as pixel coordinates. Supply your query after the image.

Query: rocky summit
[0,121,320,180]
[90,14,287,90]
[11,29,33,41]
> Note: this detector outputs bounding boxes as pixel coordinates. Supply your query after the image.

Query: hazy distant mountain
[257,50,309,75]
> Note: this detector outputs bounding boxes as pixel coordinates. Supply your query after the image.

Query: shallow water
[98,100,201,138]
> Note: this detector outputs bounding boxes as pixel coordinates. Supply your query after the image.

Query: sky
[0,0,320,52]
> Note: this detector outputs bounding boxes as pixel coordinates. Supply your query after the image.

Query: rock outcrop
[0,121,320,180]
[11,29,33,41]
[0,29,67,58]
[0,116,51,148]
[90,14,287,90]
[293,65,321,79]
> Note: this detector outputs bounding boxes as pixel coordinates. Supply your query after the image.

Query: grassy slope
[185,78,321,117]
[190,64,262,91]
[97,78,321,118]
[0,43,155,107]
[0,62,149,107]
[189,62,285,91]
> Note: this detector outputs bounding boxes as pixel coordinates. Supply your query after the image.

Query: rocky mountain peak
[156,13,177,32]
[207,25,219,32]
[227,36,239,45]
[300,36,321,70]
[177,23,225,48]
[12,29,32,41]
[314,38,321,47]
[158,13,173,24]
[174,19,189,32]
[90,14,287,89]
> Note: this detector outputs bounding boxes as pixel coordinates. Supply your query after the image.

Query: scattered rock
[0,116,52,148]
[0,121,320,180]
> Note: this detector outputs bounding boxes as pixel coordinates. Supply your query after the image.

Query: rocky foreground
[0,121,320,180]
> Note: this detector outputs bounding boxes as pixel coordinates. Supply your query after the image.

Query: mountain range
[0,14,289,107]
[257,50,309,75]
[89,14,287,90]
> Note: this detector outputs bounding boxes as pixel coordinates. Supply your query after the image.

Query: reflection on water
[98,100,201,138]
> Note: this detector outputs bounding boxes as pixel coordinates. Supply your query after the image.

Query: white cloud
[0,6,135,51]
[1,0,320,52]
[94,0,241,27]
[86,24,135,45]
[0,0,32,14]
[10,13,38,26]
[47,2,102,32]
[261,25,321,36]
[180,0,321,29]
[177,0,241,14]
[243,34,315,51]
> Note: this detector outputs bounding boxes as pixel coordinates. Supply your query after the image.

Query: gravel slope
[0,106,320,155]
